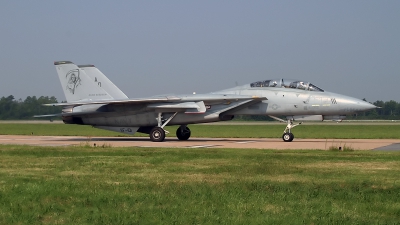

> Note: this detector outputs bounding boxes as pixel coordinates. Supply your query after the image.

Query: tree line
[0,95,399,120]
[350,99,400,120]
[0,95,62,120]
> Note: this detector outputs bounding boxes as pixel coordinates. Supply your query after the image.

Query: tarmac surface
[0,135,399,150]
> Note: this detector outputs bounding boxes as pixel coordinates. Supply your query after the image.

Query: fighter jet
[37,61,376,142]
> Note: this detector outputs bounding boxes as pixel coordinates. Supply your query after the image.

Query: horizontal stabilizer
[35,110,107,118]
[33,114,62,118]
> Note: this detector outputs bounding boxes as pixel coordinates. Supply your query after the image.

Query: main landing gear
[269,116,302,142]
[149,112,178,142]
[149,112,192,142]
[176,125,191,140]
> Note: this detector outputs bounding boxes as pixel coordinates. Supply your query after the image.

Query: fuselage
[215,85,374,116]
[62,79,376,128]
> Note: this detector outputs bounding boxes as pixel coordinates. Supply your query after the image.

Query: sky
[0,1,399,102]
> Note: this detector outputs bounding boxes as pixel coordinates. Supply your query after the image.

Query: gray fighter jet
[37,61,376,142]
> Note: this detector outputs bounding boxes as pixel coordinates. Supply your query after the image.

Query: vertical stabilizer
[78,65,128,99]
[54,61,113,102]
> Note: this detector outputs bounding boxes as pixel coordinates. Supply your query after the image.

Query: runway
[0,135,399,150]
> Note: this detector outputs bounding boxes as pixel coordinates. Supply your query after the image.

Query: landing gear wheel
[282,133,294,142]
[176,126,191,140]
[150,127,165,142]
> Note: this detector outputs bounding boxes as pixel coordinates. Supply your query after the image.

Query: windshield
[250,79,324,92]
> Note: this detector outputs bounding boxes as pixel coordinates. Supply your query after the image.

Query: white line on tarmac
[235,141,257,144]
[187,145,219,148]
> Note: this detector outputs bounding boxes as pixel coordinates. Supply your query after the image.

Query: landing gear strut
[269,116,302,142]
[176,125,191,140]
[282,119,301,142]
[149,112,178,142]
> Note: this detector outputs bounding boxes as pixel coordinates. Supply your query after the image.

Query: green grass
[1,145,400,224]
[0,123,399,139]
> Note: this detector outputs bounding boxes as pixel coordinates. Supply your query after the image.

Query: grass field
[0,123,399,139]
[1,145,400,224]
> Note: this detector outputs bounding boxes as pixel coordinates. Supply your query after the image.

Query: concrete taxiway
[0,135,399,150]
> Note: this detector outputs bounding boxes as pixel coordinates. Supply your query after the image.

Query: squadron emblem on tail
[65,69,81,94]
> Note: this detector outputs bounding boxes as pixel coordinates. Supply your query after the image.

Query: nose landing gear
[269,116,302,142]
[282,119,301,142]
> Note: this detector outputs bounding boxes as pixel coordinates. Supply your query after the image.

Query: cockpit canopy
[250,79,324,92]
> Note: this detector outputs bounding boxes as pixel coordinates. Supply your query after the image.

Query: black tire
[150,127,165,142]
[176,126,191,140]
[282,133,294,142]
[289,133,294,142]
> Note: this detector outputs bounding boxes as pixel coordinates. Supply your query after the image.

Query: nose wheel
[282,132,294,142]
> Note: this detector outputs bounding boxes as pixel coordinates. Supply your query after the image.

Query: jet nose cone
[356,100,377,112]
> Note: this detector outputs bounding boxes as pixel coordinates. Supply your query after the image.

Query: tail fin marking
[54,61,113,102]
[78,65,128,99]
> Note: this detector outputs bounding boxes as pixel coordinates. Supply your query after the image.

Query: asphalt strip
[373,143,400,151]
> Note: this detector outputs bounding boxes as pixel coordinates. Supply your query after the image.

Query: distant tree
[0,95,61,120]
[0,95,17,119]
[373,100,385,117]
[384,100,397,117]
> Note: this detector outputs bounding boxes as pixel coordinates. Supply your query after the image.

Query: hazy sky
[1,1,399,102]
